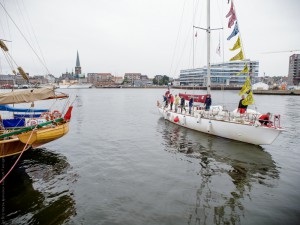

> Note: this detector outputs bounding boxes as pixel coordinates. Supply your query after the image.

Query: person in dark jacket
[189,97,194,114]
[180,96,186,113]
[238,95,248,113]
[204,94,211,111]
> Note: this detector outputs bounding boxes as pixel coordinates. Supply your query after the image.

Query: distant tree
[153,75,170,85]
[122,77,129,85]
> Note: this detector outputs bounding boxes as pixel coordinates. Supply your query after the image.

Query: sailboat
[157,0,284,145]
[0,87,73,158]
[0,39,73,158]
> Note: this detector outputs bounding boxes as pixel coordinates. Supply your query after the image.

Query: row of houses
[86,73,154,86]
[0,72,170,88]
[57,72,157,87]
[0,74,49,87]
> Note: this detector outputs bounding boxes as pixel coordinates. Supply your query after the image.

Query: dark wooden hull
[0,137,31,158]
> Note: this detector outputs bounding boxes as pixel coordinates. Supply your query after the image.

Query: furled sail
[0,87,68,104]
[179,93,208,103]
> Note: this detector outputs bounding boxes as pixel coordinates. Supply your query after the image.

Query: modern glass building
[180,60,259,86]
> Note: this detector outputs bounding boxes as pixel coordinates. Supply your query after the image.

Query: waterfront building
[29,75,48,85]
[124,73,141,84]
[288,54,300,85]
[0,74,15,86]
[87,73,114,86]
[179,60,259,86]
[58,71,77,84]
[140,75,149,81]
[113,76,124,84]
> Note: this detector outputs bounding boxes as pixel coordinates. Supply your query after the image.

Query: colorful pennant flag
[228,12,236,28]
[230,49,244,61]
[230,36,241,51]
[226,2,236,28]
[227,22,239,40]
[242,91,254,105]
[236,63,249,76]
[226,2,234,18]
[239,76,251,95]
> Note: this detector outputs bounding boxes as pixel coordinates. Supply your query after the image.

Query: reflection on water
[0,148,77,225]
[158,118,279,225]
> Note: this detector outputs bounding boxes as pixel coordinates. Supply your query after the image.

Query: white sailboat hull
[158,107,283,145]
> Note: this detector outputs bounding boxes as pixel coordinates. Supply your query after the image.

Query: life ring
[26,119,38,127]
[51,110,62,119]
[40,112,52,121]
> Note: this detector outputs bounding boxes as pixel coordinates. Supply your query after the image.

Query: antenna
[261,49,300,54]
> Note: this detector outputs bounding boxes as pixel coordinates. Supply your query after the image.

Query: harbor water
[1,88,300,225]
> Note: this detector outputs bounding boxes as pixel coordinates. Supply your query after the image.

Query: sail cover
[0,87,64,104]
[0,104,48,112]
[179,93,208,103]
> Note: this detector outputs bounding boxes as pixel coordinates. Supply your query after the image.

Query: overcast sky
[0,0,299,78]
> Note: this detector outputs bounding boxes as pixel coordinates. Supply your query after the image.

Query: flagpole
[193,27,195,69]
[207,0,211,95]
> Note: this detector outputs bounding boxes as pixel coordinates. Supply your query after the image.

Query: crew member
[238,95,248,114]
[259,112,272,125]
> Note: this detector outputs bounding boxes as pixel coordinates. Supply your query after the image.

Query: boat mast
[207,0,211,94]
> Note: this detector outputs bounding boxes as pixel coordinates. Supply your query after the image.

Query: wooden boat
[0,37,74,159]
[0,87,73,158]
[0,135,31,158]
[18,121,69,147]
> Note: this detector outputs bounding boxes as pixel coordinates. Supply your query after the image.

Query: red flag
[64,106,73,121]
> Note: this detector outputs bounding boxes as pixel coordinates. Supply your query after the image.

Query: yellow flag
[230,49,244,61]
[236,63,249,75]
[230,36,241,51]
[239,76,251,95]
[242,91,254,105]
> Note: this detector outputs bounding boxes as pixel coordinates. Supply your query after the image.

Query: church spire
[75,50,81,76]
[76,50,80,67]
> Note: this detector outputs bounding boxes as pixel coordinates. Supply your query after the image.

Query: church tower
[75,50,81,76]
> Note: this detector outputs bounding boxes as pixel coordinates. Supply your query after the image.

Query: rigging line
[173,23,193,80]
[174,2,198,80]
[0,1,51,75]
[1,49,15,72]
[61,97,70,114]
[168,0,187,77]
[0,125,36,184]
[221,0,226,107]
[21,0,48,69]
[0,0,12,44]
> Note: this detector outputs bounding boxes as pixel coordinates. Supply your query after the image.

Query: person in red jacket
[169,94,174,110]
[259,112,272,125]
